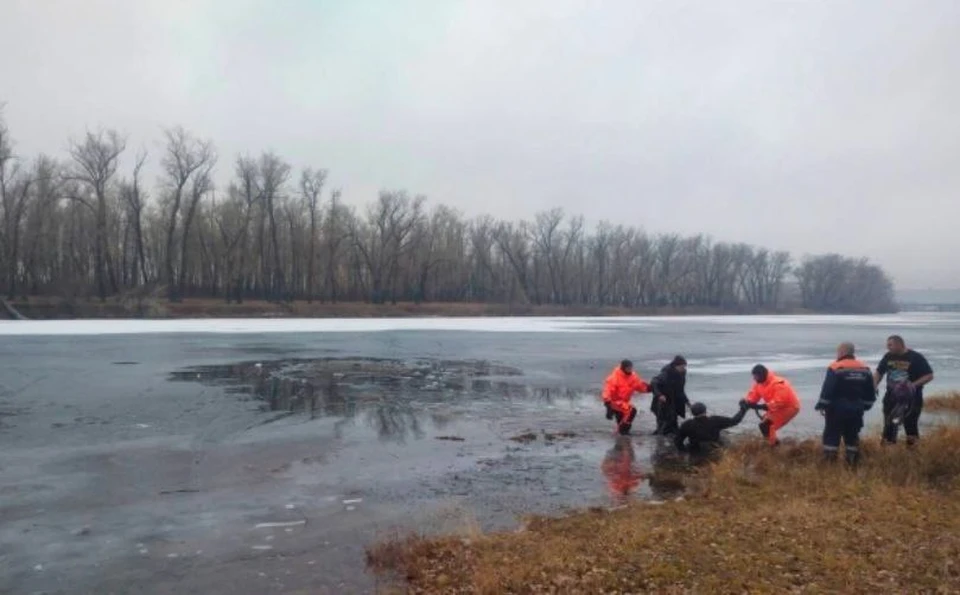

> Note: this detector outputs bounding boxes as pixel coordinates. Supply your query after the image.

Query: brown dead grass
[367,425,960,594]
[927,391,960,413]
[8,295,807,320]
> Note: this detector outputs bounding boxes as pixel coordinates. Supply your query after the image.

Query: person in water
[740,364,801,446]
[674,401,748,453]
[650,355,690,436]
[815,342,876,466]
[602,359,651,435]
[874,334,934,446]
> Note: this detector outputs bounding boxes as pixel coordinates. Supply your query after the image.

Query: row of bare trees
[0,112,898,313]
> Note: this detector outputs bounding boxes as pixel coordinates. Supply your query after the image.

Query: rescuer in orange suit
[602,359,652,435]
[740,364,801,446]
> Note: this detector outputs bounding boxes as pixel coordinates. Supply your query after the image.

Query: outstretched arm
[743,384,761,406]
[815,368,837,411]
[873,354,888,388]
[631,374,651,394]
[714,405,748,431]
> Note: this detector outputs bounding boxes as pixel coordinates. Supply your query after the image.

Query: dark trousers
[653,398,680,435]
[823,410,863,453]
[607,404,637,435]
[882,392,923,443]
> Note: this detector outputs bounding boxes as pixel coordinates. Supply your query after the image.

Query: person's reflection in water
[600,436,645,504]
[646,435,712,500]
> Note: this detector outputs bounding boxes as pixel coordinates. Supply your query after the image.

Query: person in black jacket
[815,342,876,466]
[674,401,748,453]
[874,335,934,446]
[650,355,690,436]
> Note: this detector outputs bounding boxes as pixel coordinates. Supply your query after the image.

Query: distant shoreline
[0,297,834,321]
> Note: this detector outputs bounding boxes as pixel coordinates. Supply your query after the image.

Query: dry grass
[367,426,960,594]
[927,391,960,413]
[8,295,808,320]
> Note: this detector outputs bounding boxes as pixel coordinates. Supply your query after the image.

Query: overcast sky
[2,0,958,289]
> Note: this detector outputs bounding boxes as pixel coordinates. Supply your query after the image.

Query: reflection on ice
[168,357,590,443]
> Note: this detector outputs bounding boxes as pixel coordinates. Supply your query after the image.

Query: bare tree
[300,167,327,302]
[0,108,900,315]
[160,127,215,301]
[256,153,291,301]
[120,151,149,286]
[67,129,127,300]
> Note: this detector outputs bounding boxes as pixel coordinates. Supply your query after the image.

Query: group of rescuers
[600,334,934,465]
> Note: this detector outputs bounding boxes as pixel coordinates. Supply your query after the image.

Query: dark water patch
[167,357,586,442]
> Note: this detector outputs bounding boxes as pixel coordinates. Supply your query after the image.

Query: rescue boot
[758,420,771,440]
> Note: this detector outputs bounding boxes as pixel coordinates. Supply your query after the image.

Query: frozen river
[2,313,959,593]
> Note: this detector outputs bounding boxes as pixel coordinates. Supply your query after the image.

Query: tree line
[0,111,898,314]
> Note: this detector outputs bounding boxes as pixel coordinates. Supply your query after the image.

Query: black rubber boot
[758,420,771,440]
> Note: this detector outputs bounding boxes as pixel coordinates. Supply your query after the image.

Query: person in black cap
[674,401,749,453]
[650,355,690,436]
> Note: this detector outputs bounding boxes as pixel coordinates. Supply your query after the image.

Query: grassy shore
[927,392,960,413]
[3,296,808,320]
[367,393,960,594]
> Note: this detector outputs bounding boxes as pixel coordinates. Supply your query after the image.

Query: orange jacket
[602,366,650,413]
[744,371,801,413]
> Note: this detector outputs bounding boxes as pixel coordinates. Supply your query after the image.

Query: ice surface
[0,317,616,336]
[0,313,942,336]
[695,351,889,376]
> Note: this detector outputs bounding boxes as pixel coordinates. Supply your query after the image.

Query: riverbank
[1,296,813,320]
[367,394,960,594]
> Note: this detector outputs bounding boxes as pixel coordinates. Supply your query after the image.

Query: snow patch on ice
[0,317,617,336]
[695,351,888,376]
[254,520,306,529]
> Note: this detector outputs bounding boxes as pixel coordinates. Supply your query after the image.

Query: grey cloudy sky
[2,0,958,289]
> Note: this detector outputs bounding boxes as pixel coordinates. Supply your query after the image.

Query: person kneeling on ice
[674,401,749,453]
[740,364,801,447]
[602,359,651,435]
[815,342,876,466]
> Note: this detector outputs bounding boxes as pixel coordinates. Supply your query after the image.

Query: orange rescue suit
[602,366,651,418]
[744,371,801,445]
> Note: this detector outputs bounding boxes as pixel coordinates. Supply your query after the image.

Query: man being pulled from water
[674,401,749,453]
[875,335,934,446]
[602,359,652,435]
[815,342,876,466]
[650,355,691,436]
[740,364,801,447]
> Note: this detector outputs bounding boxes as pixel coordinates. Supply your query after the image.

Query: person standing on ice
[602,359,652,435]
[650,355,690,436]
[740,364,801,446]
